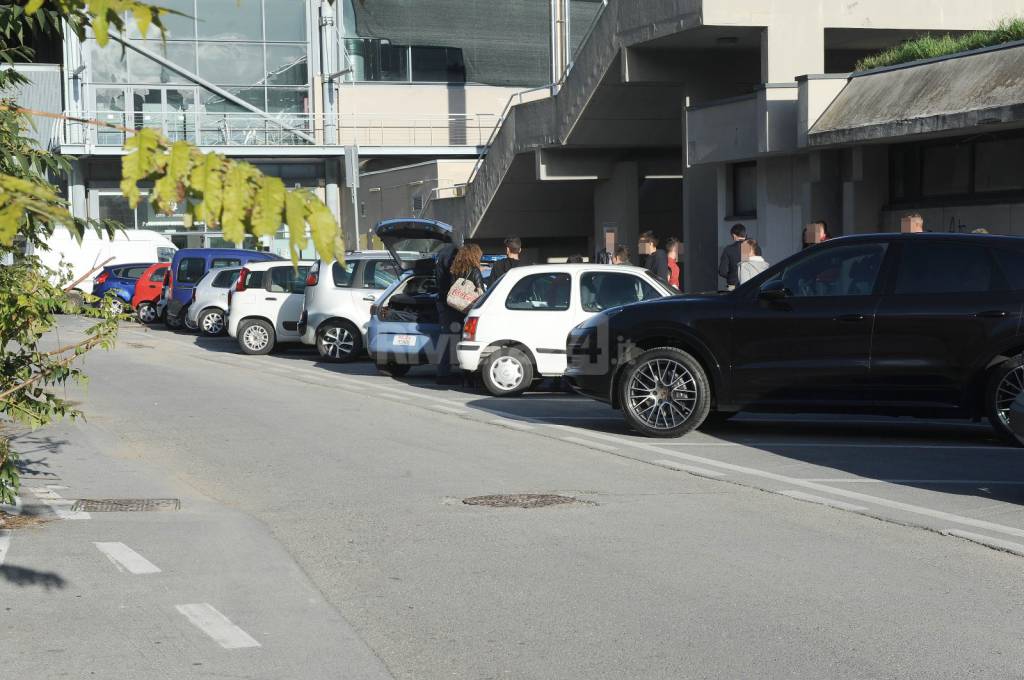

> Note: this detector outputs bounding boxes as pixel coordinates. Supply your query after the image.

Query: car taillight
[95,272,109,285]
[306,271,318,286]
[463,316,479,342]
[236,268,249,292]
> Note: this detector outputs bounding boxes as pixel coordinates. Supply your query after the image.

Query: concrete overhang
[808,40,1024,148]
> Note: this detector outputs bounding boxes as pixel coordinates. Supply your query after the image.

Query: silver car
[185,266,242,336]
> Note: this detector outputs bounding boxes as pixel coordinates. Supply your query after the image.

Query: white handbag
[446,277,482,313]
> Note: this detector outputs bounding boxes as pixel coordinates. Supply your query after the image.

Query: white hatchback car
[227,260,313,355]
[458,264,676,396]
[185,266,242,336]
[298,251,403,362]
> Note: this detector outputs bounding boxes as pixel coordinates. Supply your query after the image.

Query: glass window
[94,89,127,145]
[268,265,310,293]
[732,162,757,218]
[993,248,1024,291]
[975,138,1024,193]
[210,258,242,269]
[176,257,206,283]
[149,268,168,282]
[98,193,135,227]
[128,0,195,40]
[157,248,175,263]
[132,88,163,130]
[264,0,307,42]
[212,269,240,288]
[128,42,196,84]
[580,272,661,312]
[196,0,262,40]
[267,88,309,114]
[332,261,357,287]
[354,39,408,82]
[768,243,888,298]
[243,269,265,289]
[123,266,150,279]
[893,242,1000,295]
[165,88,198,142]
[411,46,466,83]
[88,39,128,83]
[197,42,265,85]
[363,260,401,289]
[922,143,971,197]
[266,45,308,85]
[505,273,571,311]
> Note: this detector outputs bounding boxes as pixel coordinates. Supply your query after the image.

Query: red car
[131,262,169,324]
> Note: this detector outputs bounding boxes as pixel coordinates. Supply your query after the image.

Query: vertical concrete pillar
[682,164,718,292]
[69,159,88,221]
[325,159,341,225]
[842,146,889,234]
[757,156,807,267]
[801,150,842,239]
[761,20,824,83]
[593,161,639,263]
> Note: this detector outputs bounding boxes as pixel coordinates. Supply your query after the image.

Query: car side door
[869,239,1024,411]
[266,264,310,340]
[501,272,573,375]
[729,241,890,406]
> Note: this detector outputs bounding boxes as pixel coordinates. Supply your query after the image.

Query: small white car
[227,260,313,355]
[298,251,403,362]
[185,266,242,336]
[458,264,676,396]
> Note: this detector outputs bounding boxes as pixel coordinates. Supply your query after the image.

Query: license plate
[392,335,416,347]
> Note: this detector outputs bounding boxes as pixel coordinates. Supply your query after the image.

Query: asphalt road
[4,316,1024,679]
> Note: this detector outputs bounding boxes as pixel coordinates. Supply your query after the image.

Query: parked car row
[120,222,1024,447]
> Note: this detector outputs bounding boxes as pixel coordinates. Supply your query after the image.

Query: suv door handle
[836,314,865,322]
[265,297,279,301]
[362,295,377,301]
[977,310,1009,318]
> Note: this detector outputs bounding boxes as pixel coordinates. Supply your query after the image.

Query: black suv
[566,233,1024,443]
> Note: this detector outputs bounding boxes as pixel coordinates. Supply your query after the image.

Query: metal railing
[63,111,502,149]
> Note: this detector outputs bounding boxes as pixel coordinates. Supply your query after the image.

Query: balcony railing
[63,111,502,149]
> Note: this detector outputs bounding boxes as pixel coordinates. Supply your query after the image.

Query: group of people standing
[606,232,684,290]
[718,224,770,291]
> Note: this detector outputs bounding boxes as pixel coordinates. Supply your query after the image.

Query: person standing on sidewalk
[639,231,670,282]
[434,241,460,384]
[718,224,746,291]
[486,236,522,285]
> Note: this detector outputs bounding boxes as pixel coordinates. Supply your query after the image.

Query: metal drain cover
[463,494,579,509]
[71,498,180,512]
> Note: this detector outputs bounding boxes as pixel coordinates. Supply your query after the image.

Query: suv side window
[332,261,357,287]
[243,270,264,289]
[893,242,1002,295]
[176,257,206,284]
[505,273,571,311]
[212,269,239,288]
[580,272,661,312]
[766,243,888,298]
[363,260,401,289]
[268,265,310,293]
[211,257,242,269]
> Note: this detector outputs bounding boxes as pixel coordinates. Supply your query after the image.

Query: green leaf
[152,140,192,213]
[305,197,338,263]
[120,128,164,207]
[285,191,307,265]
[24,0,44,15]
[252,175,285,237]
[221,163,257,245]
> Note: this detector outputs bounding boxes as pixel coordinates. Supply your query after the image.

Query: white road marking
[652,460,726,479]
[0,530,11,566]
[779,490,869,513]
[0,495,21,516]
[489,419,534,431]
[942,530,1024,557]
[42,500,91,520]
[541,423,1024,541]
[94,542,161,574]
[175,603,261,649]
[560,436,619,453]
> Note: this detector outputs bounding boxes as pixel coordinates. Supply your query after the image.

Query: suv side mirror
[758,280,791,301]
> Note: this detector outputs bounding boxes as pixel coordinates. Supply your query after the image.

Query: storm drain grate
[71,498,180,512]
[463,494,580,509]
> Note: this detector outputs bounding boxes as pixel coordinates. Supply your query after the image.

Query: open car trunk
[378,271,439,324]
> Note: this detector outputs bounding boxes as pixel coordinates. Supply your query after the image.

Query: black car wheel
[317,320,362,363]
[137,302,158,324]
[619,347,711,438]
[238,319,275,355]
[377,362,410,378]
[481,347,534,397]
[198,308,226,336]
[987,355,1024,446]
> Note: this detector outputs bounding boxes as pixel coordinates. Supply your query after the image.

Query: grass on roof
[855,17,1024,71]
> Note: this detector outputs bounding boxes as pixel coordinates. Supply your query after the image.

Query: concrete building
[403,0,1024,289]
[17,0,602,255]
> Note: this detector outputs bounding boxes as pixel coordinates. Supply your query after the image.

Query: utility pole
[550,0,570,91]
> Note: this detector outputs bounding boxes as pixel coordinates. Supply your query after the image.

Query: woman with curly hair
[435,244,485,385]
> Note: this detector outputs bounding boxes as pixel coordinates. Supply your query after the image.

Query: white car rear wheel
[238,319,275,355]
[482,347,534,397]
[198,308,226,336]
[317,320,362,363]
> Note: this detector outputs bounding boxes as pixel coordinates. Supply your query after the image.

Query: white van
[35,228,177,294]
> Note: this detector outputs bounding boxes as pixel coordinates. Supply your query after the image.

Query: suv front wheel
[238,319,275,355]
[986,355,1024,446]
[619,347,711,438]
[317,320,362,362]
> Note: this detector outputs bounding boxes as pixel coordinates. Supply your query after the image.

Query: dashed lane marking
[175,603,261,649]
[652,460,726,479]
[560,436,619,453]
[94,542,161,575]
[942,530,1024,557]
[0,530,11,566]
[779,490,870,513]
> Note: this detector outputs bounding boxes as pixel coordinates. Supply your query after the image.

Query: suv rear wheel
[198,308,226,336]
[317,320,361,362]
[986,355,1024,446]
[619,347,711,438]
[238,319,275,355]
[481,347,534,397]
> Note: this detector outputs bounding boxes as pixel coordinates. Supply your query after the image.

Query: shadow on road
[0,564,66,590]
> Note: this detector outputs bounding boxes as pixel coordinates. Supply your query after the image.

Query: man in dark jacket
[718,223,747,290]
[434,242,460,383]
[486,236,522,284]
[639,231,670,282]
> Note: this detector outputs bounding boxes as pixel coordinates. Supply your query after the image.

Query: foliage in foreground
[856,17,1024,71]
